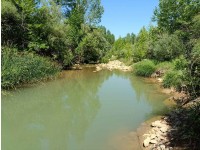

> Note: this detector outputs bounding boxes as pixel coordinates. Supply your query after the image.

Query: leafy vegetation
[1,0,114,88]
[1,0,200,148]
[1,47,61,89]
[134,60,156,77]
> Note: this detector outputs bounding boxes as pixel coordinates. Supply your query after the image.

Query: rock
[160,145,165,150]
[96,66,102,71]
[150,134,156,139]
[150,139,158,144]
[156,130,163,137]
[152,120,163,128]
[160,126,168,133]
[143,137,151,147]
[160,136,165,140]
[72,64,82,70]
[156,147,161,150]
[157,78,163,82]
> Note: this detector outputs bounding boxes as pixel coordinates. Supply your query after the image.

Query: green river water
[2,67,170,150]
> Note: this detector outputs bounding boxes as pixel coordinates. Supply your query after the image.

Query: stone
[150,140,158,144]
[160,136,165,140]
[156,130,163,137]
[96,66,102,71]
[157,147,161,150]
[157,78,163,82]
[143,137,151,147]
[150,134,156,139]
[152,120,163,128]
[160,126,168,133]
[160,144,165,150]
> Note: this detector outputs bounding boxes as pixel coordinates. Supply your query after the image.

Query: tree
[1,0,37,48]
[153,34,185,61]
[133,27,149,62]
[124,33,135,44]
[76,29,111,63]
[153,0,200,34]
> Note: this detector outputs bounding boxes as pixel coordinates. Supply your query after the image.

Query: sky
[100,0,159,38]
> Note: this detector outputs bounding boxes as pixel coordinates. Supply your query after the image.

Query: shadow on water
[2,67,170,150]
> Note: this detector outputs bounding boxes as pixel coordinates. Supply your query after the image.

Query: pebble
[160,127,168,133]
[150,140,158,144]
[150,134,156,139]
[143,137,150,147]
[143,119,173,149]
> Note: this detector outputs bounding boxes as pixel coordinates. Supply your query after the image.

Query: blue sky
[100,0,159,38]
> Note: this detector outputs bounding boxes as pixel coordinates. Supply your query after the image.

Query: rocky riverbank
[94,60,133,72]
[143,119,173,150]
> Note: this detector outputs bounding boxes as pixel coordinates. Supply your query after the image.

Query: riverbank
[1,47,61,90]
[99,60,199,150]
[133,77,199,150]
[94,60,133,72]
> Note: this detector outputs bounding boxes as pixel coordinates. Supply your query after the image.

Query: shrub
[156,61,174,71]
[134,60,156,77]
[173,55,188,70]
[169,103,200,148]
[153,34,185,61]
[1,47,61,89]
[163,70,184,90]
[76,29,111,63]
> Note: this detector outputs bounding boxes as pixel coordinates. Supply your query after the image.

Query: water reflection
[2,68,169,150]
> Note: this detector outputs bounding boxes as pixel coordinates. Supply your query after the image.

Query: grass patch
[162,70,184,90]
[1,47,61,89]
[133,59,156,77]
[156,61,174,71]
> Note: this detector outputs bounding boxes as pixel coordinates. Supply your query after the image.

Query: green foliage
[1,47,61,89]
[173,55,188,70]
[134,60,156,77]
[85,0,104,26]
[191,14,200,39]
[186,39,200,98]
[163,70,184,90]
[76,29,111,63]
[111,33,135,60]
[156,61,174,72]
[153,0,200,33]
[1,0,22,46]
[1,0,108,67]
[133,27,149,62]
[153,34,185,61]
[181,103,200,146]
[169,103,200,148]
[99,26,115,45]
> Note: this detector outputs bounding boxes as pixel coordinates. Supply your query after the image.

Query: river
[2,67,170,150]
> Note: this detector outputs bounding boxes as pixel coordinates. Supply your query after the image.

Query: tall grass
[133,59,156,77]
[162,70,184,90]
[1,47,61,89]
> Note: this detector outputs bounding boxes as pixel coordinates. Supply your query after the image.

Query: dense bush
[133,59,156,77]
[169,102,200,148]
[1,0,22,46]
[153,34,185,61]
[156,61,174,71]
[173,55,188,70]
[76,29,111,63]
[163,70,184,90]
[1,47,61,89]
